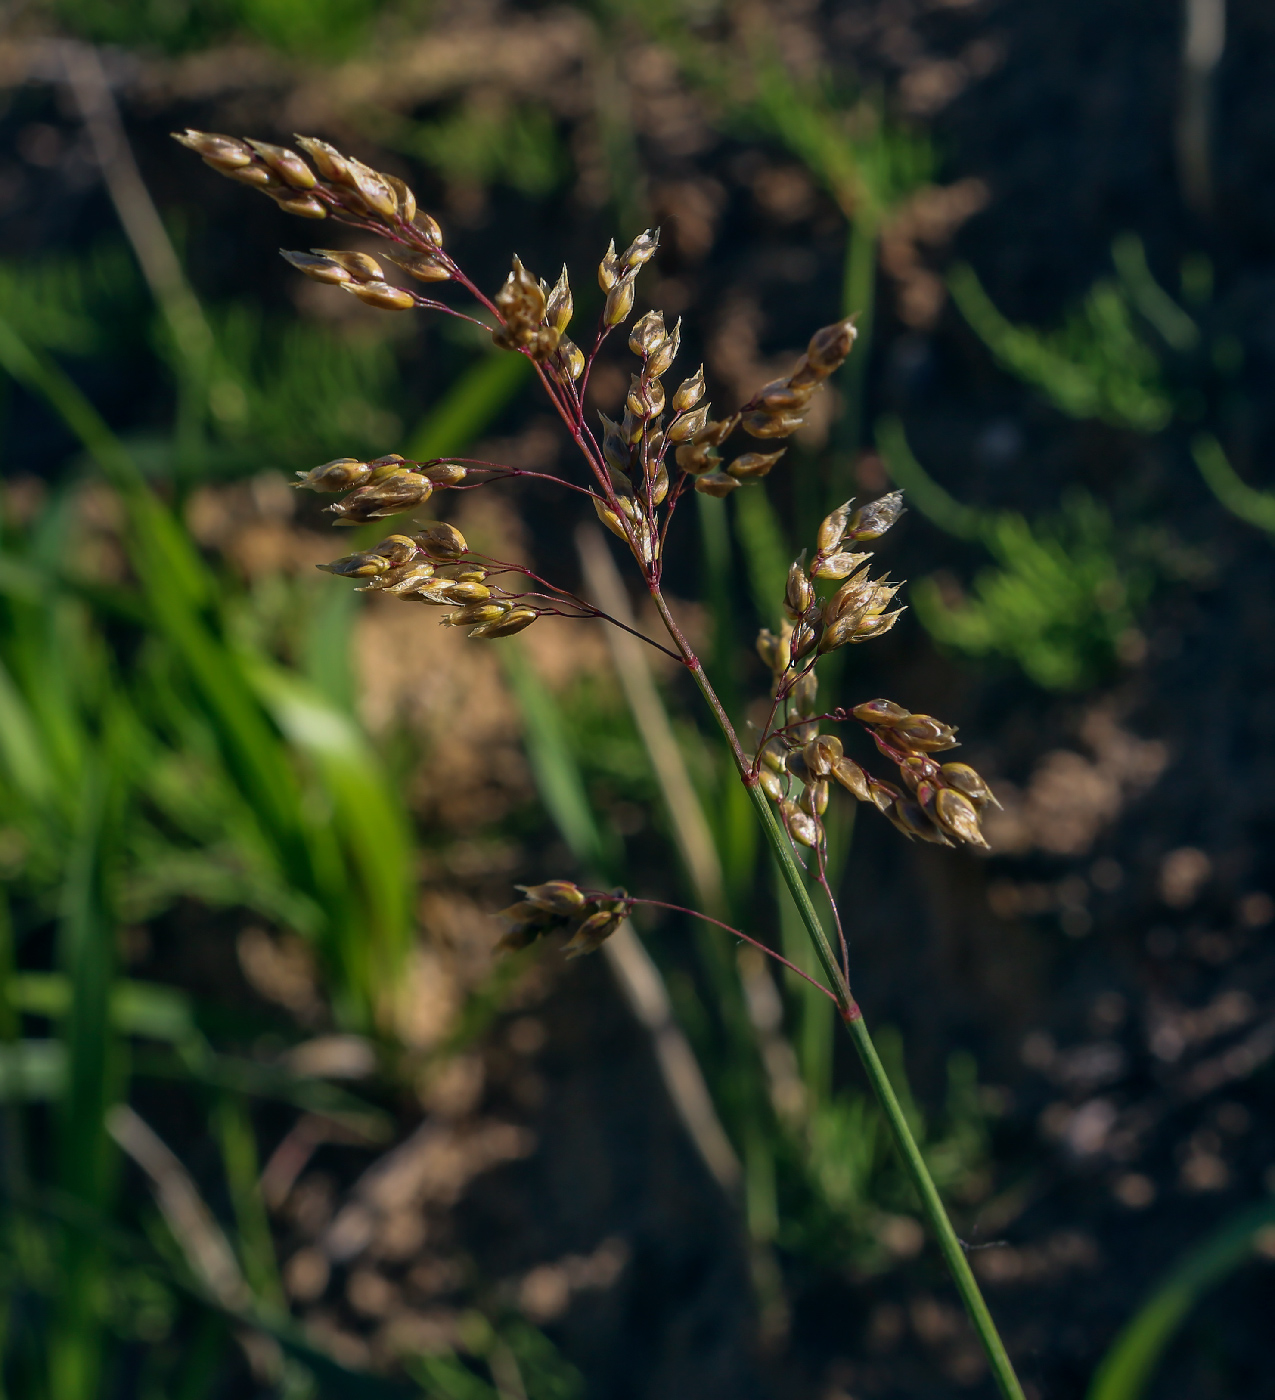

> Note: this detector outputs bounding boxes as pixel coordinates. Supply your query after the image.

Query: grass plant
[174,126,1028,1397]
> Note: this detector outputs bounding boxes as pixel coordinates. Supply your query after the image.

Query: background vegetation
[1,1,1273,1397]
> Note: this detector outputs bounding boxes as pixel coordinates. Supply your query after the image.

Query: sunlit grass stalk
[176,127,1026,1396]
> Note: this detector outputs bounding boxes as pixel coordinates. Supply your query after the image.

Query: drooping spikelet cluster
[173,130,449,310]
[753,493,998,853]
[496,882,629,958]
[314,520,537,638]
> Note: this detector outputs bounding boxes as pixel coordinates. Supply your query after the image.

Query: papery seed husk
[672,366,705,414]
[667,405,710,444]
[592,493,628,541]
[563,909,624,957]
[598,239,620,291]
[802,779,830,817]
[348,281,416,310]
[894,714,958,751]
[558,338,585,380]
[226,164,276,189]
[804,734,843,777]
[442,601,507,627]
[421,462,467,485]
[831,756,872,802]
[852,699,911,725]
[520,880,588,915]
[295,458,369,491]
[934,788,988,847]
[760,769,784,802]
[807,317,857,372]
[272,193,326,218]
[620,228,659,269]
[293,135,353,184]
[846,490,906,542]
[693,471,738,498]
[345,159,398,218]
[780,799,821,849]
[173,130,253,166]
[313,248,383,282]
[368,562,437,596]
[817,500,853,552]
[813,550,871,580]
[320,551,388,578]
[647,318,681,379]
[604,278,635,328]
[755,378,816,412]
[471,607,537,638]
[246,139,317,190]
[414,522,468,557]
[385,249,451,283]
[629,310,665,357]
[415,210,443,246]
[385,175,417,224]
[281,249,348,283]
[726,449,785,479]
[785,562,814,617]
[741,409,805,439]
[940,763,999,809]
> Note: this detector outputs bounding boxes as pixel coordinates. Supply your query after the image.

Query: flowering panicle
[175,126,995,944]
[752,493,997,855]
[496,882,629,957]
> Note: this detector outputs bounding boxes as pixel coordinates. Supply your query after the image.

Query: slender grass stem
[661,598,1027,1400]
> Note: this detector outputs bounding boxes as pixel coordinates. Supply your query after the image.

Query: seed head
[784,561,814,619]
[292,135,353,185]
[603,278,636,328]
[893,714,958,752]
[831,755,872,802]
[246,139,317,190]
[806,316,858,374]
[384,249,451,283]
[726,449,785,480]
[845,491,905,543]
[667,405,711,445]
[442,601,509,627]
[693,471,738,498]
[172,129,253,169]
[295,457,370,492]
[519,880,588,916]
[813,550,871,580]
[421,462,467,486]
[939,763,1000,810]
[804,734,843,778]
[471,606,538,639]
[313,249,383,282]
[646,318,681,379]
[629,310,666,358]
[414,522,468,558]
[852,698,911,725]
[672,366,706,414]
[328,469,432,522]
[780,798,821,849]
[345,281,417,310]
[598,239,620,292]
[546,266,573,334]
[741,409,805,440]
[620,228,660,270]
[933,788,988,847]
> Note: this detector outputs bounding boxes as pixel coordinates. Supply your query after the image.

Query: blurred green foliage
[54,0,387,58]
[878,420,1149,691]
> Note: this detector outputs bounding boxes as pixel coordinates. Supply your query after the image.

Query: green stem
[658,585,1025,1399]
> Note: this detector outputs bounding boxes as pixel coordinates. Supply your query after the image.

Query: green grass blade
[406,353,532,462]
[1192,433,1275,535]
[500,643,607,870]
[1087,1199,1275,1400]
